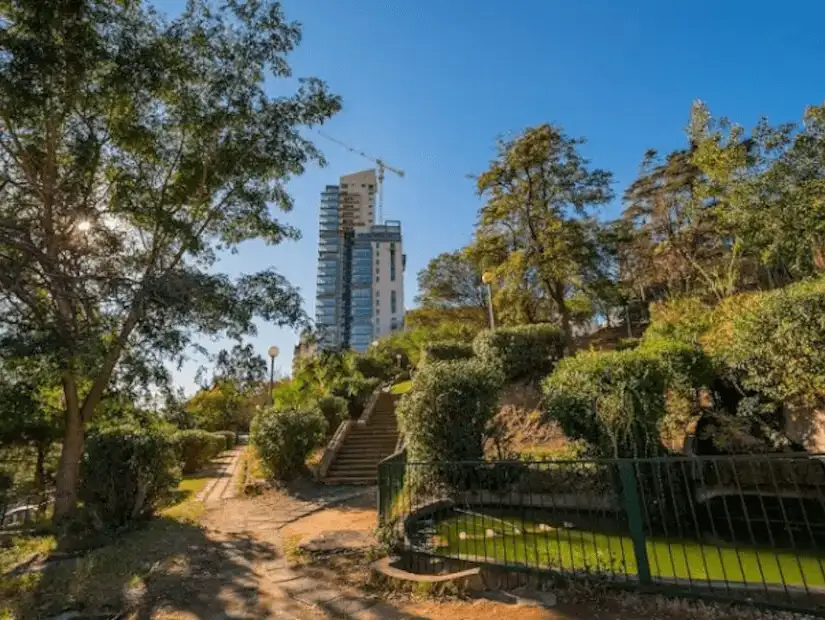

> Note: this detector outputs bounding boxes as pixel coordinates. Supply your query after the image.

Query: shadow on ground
[11,517,285,619]
[9,507,427,619]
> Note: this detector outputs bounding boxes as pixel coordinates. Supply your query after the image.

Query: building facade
[314,170,405,352]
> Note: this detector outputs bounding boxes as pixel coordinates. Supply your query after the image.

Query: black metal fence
[378,452,825,614]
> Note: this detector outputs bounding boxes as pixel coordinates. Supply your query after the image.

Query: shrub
[615,337,640,351]
[543,349,668,458]
[217,430,237,450]
[703,278,825,408]
[473,324,564,382]
[250,407,327,480]
[172,429,226,474]
[80,424,180,530]
[397,359,503,468]
[644,296,714,345]
[316,395,349,432]
[420,341,474,364]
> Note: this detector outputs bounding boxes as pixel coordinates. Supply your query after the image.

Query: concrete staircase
[324,392,400,485]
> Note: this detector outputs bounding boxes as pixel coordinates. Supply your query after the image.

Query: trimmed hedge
[543,338,713,458]
[217,430,237,450]
[473,324,564,382]
[172,430,226,474]
[420,341,475,365]
[703,278,825,408]
[543,349,668,458]
[397,359,503,464]
[250,407,327,480]
[80,424,180,530]
[316,395,349,433]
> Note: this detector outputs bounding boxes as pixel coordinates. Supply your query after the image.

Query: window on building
[390,290,397,314]
[390,244,396,281]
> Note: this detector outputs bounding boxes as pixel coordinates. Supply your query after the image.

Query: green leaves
[0,0,340,519]
[471,124,613,341]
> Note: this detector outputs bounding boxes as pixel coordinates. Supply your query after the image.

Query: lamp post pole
[482,272,496,330]
[267,346,280,406]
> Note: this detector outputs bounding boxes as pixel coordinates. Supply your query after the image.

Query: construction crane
[317,131,404,224]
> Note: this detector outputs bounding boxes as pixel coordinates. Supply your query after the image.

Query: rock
[513,588,557,608]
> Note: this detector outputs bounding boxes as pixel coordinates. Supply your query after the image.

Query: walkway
[201,484,411,619]
[197,445,244,504]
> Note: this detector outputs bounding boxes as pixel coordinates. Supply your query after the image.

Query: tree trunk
[53,402,84,523]
[547,279,573,350]
[33,441,47,492]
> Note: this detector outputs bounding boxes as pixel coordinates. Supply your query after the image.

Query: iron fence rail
[378,453,825,614]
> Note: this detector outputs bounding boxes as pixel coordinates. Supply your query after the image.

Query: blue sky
[163,0,825,390]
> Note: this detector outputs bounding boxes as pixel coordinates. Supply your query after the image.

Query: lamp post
[396,353,402,369]
[481,271,496,330]
[267,345,280,406]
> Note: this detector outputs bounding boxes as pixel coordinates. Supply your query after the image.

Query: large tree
[0,0,340,522]
[473,124,613,344]
[415,250,487,309]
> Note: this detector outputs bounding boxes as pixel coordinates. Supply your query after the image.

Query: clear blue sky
[164,0,825,390]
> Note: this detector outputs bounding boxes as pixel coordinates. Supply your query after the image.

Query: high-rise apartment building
[315,170,405,352]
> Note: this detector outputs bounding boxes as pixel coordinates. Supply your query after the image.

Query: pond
[411,506,825,590]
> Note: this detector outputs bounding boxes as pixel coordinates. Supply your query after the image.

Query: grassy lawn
[391,380,413,395]
[434,510,825,589]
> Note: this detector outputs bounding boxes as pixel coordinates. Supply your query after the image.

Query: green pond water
[428,509,825,589]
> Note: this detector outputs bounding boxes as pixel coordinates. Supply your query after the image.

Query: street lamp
[396,353,402,369]
[481,271,496,330]
[267,345,280,406]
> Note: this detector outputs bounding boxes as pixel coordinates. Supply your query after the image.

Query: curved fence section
[378,454,825,614]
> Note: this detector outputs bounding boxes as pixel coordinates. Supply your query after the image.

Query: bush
[250,407,327,480]
[420,341,474,364]
[397,359,503,464]
[645,296,714,345]
[217,430,237,450]
[543,349,668,458]
[172,430,226,474]
[703,278,825,408]
[316,395,349,432]
[80,424,180,530]
[473,324,564,382]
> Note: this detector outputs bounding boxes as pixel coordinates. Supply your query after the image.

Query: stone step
[323,476,376,485]
[333,454,385,461]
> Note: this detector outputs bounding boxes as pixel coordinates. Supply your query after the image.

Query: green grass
[433,511,825,588]
[391,380,413,395]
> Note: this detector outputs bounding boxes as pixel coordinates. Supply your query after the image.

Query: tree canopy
[0,0,340,521]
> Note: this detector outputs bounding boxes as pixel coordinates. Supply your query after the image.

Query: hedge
[397,359,503,472]
[703,278,825,408]
[250,407,327,480]
[172,429,226,474]
[217,430,237,450]
[543,349,668,458]
[80,424,180,530]
[420,341,475,365]
[473,324,564,382]
[543,337,714,459]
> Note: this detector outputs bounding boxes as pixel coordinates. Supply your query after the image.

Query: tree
[415,250,487,309]
[0,0,340,522]
[213,344,267,390]
[474,124,613,345]
[185,380,246,431]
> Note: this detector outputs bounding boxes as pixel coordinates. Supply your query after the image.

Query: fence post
[377,461,386,526]
[618,460,651,585]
